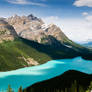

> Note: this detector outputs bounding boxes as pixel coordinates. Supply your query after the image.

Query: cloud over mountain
[43,15,92,42]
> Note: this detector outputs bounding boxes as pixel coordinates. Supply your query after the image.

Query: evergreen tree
[65,88,67,92]
[61,90,64,92]
[79,85,85,92]
[24,89,27,92]
[88,81,92,91]
[86,81,92,92]
[7,85,13,92]
[56,89,60,92]
[70,80,77,92]
[18,86,22,92]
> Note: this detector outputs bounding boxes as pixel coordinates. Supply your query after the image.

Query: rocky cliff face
[0,20,18,43]
[6,14,69,45]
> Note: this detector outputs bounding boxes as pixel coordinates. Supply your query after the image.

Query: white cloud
[42,16,92,42]
[7,0,46,6]
[82,12,88,16]
[85,15,92,23]
[74,0,92,7]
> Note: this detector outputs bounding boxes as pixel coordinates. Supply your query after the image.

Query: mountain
[6,14,92,53]
[0,18,51,71]
[26,70,92,92]
[0,14,91,71]
[6,14,71,45]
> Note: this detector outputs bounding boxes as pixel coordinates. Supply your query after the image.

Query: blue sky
[0,0,92,42]
[0,0,90,18]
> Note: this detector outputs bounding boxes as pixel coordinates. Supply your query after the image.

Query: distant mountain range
[82,41,92,47]
[0,14,92,71]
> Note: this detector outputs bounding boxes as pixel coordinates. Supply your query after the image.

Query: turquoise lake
[0,57,92,92]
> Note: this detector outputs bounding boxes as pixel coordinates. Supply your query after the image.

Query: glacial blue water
[0,57,92,92]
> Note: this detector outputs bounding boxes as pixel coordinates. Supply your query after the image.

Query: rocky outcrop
[18,56,39,66]
[0,20,18,43]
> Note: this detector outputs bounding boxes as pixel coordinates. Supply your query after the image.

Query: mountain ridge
[6,14,69,45]
[5,14,91,51]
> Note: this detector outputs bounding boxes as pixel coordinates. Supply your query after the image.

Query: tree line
[5,80,92,92]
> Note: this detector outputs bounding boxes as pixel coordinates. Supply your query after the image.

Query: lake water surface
[0,57,92,92]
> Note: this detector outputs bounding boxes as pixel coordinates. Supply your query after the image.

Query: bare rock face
[7,14,44,34]
[6,14,69,45]
[0,20,18,43]
[19,24,69,45]
[44,24,69,43]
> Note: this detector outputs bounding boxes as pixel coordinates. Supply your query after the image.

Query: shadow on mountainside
[20,37,92,60]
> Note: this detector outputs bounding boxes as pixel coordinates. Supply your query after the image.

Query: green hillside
[0,37,92,71]
[0,39,52,71]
